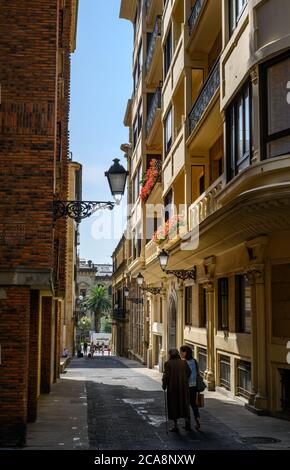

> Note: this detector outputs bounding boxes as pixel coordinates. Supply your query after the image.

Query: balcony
[112,308,126,322]
[146,0,163,27]
[188,0,204,36]
[188,59,220,136]
[188,175,224,231]
[145,16,162,84]
[186,0,222,56]
[145,239,159,266]
[146,86,162,144]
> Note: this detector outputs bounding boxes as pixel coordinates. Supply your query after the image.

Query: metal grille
[237,360,252,398]
[198,348,207,377]
[188,58,220,134]
[188,0,204,36]
[146,87,162,137]
[280,369,290,412]
[145,16,161,75]
[220,355,231,390]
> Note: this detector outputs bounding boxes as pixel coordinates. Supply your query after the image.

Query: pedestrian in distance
[83,342,88,356]
[180,345,201,431]
[162,348,191,433]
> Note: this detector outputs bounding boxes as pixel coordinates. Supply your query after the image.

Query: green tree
[77,316,91,342]
[101,316,112,333]
[85,285,111,333]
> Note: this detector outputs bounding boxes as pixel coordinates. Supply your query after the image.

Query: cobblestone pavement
[24,356,290,450]
[70,356,253,450]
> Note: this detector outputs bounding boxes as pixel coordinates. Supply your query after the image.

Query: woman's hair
[180,345,193,360]
[168,348,180,359]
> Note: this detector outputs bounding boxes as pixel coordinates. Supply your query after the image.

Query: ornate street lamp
[53,158,129,222]
[136,272,161,295]
[124,287,130,298]
[158,249,196,281]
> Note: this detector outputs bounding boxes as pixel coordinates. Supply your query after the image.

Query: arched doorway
[168,292,177,350]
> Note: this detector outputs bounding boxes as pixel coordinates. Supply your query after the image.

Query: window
[164,189,173,223]
[261,53,290,159]
[138,102,143,135]
[185,286,192,325]
[228,82,251,179]
[218,278,229,330]
[199,285,207,328]
[237,360,251,398]
[229,0,248,36]
[279,369,290,412]
[219,355,231,390]
[164,27,172,78]
[133,41,142,92]
[80,289,86,298]
[235,275,252,333]
[271,264,290,338]
[164,107,172,155]
[133,117,138,148]
[198,348,207,376]
[137,42,142,78]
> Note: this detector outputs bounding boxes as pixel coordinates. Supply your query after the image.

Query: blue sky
[70,0,132,264]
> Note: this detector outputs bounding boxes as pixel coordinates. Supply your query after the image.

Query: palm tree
[85,285,111,333]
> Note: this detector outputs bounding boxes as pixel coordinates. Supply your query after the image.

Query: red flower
[139,159,162,202]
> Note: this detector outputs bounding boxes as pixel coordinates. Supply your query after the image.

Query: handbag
[196,393,205,408]
[194,359,207,393]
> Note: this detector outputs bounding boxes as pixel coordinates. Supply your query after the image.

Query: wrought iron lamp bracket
[141,287,162,295]
[53,200,115,223]
[162,267,196,282]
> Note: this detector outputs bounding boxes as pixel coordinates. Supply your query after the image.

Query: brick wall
[0,286,30,447]
[40,296,53,394]
[27,290,40,423]
[0,0,59,270]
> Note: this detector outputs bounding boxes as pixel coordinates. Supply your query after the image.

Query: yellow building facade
[117,0,290,417]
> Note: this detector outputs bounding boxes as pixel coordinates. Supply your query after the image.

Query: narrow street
[25,357,290,451]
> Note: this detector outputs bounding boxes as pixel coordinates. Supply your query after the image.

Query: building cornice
[70,0,79,53]
[119,0,137,22]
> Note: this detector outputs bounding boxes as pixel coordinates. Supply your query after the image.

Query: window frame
[235,274,252,334]
[164,107,172,156]
[218,278,229,330]
[227,81,252,180]
[185,286,193,326]
[164,26,172,79]
[260,51,290,160]
[229,0,248,37]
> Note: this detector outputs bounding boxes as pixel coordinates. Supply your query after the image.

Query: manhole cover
[240,436,281,444]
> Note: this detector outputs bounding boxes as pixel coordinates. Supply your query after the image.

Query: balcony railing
[146,86,162,137]
[188,0,204,35]
[112,308,126,321]
[189,175,223,230]
[145,16,161,75]
[188,58,220,135]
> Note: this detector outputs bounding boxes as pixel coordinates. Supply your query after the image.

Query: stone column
[147,294,154,369]
[248,267,268,410]
[160,284,168,371]
[176,281,185,348]
[250,65,261,164]
[204,281,215,391]
[245,236,268,411]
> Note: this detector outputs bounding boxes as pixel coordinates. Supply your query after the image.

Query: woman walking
[180,345,201,431]
[162,349,191,433]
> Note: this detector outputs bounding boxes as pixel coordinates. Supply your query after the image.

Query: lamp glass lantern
[124,287,130,298]
[136,273,144,286]
[159,249,169,270]
[105,158,129,201]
